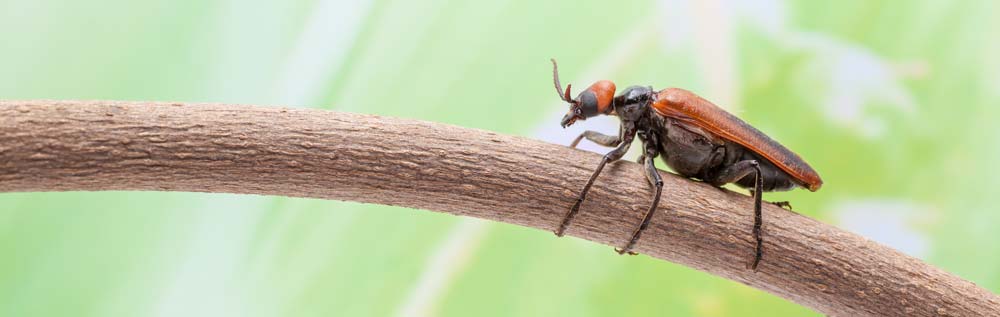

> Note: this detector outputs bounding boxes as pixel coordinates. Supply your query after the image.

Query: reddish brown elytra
[650,88,823,191]
[550,59,822,271]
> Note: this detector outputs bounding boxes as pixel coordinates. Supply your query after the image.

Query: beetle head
[551,59,616,128]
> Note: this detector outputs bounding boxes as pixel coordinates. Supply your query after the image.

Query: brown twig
[1,100,997,316]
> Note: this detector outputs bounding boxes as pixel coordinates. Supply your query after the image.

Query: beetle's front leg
[555,125,636,237]
[570,130,621,148]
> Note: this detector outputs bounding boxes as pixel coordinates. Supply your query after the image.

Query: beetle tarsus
[614,248,639,255]
[770,201,792,210]
[555,197,585,237]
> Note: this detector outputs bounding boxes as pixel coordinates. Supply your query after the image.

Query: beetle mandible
[550,59,822,271]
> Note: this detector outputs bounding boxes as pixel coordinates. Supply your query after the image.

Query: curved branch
[1,100,997,316]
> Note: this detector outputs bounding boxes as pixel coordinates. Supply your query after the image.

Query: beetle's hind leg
[570,130,620,148]
[615,144,663,255]
[707,160,764,271]
[749,164,763,271]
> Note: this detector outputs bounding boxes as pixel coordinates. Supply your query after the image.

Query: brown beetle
[551,59,822,271]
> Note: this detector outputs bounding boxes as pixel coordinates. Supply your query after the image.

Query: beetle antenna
[551,58,576,104]
[550,59,564,100]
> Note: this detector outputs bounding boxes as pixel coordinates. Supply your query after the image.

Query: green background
[2,0,998,316]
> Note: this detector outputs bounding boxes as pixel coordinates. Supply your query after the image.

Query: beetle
[550,59,822,271]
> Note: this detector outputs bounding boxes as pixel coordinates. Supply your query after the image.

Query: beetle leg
[615,145,662,255]
[749,162,763,271]
[770,201,792,210]
[706,160,758,186]
[707,160,765,271]
[570,130,621,148]
[555,125,636,237]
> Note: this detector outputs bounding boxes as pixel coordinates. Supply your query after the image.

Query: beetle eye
[577,91,599,118]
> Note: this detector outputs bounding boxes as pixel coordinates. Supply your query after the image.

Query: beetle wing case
[651,88,823,191]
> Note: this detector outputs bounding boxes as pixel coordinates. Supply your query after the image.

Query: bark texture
[1,100,998,316]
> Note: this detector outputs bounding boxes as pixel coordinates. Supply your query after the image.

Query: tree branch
[1,100,997,316]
